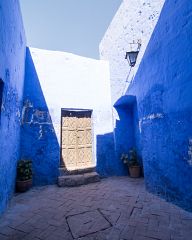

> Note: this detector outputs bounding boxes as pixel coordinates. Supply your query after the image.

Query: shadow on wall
[114,95,142,175]
[97,95,142,177]
[20,48,59,186]
[96,132,117,177]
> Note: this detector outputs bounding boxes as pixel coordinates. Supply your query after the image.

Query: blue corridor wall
[20,48,59,186]
[0,0,26,214]
[126,0,192,211]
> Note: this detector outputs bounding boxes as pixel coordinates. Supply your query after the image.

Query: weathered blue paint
[125,0,192,211]
[0,0,26,214]
[20,48,59,186]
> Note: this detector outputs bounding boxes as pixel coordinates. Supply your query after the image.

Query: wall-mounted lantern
[125,51,139,67]
[125,41,141,67]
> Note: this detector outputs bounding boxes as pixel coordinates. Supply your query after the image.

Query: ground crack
[97,208,113,227]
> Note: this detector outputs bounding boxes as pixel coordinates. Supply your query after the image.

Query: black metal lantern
[125,51,139,67]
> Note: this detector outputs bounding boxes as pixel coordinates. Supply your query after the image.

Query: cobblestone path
[0,177,192,240]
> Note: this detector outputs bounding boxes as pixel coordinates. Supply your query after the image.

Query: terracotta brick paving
[0,177,192,240]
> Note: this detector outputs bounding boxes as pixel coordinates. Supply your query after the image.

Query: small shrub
[17,160,32,181]
[121,148,140,167]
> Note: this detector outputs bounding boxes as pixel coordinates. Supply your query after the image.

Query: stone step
[59,167,96,176]
[58,172,100,187]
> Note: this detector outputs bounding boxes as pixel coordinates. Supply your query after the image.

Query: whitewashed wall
[29,47,113,139]
[21,47,114,183]
[100,0,165,104]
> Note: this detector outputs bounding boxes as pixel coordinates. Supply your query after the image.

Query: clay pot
[16,179,32,192]
[129,166,141,178]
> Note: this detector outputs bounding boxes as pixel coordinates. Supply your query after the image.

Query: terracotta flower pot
[16,179,32,192]
[129,166,141,178]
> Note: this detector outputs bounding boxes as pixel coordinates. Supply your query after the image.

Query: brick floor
[0,177,192,240]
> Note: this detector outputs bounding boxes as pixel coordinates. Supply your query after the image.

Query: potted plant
[16,160,32,192]
[121,148,141,178]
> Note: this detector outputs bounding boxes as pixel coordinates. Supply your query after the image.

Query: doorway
[60,109,93,171]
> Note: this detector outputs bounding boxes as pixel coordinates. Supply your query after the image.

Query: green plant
[121,148,140,167]
[121,153,129,164]
[17,160,32,181]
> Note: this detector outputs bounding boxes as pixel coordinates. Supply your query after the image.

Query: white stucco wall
[100,0,165,104]
[28,47,113,166]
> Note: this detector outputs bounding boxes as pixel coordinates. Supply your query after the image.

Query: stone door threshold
[58,172,100,187]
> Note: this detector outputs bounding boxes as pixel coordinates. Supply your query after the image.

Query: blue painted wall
[113,95,143,175]
[114,101,135,175]
[125,0,192,211]
[20,48,59,186]
[0,0,26,214]
[96,133,117,177]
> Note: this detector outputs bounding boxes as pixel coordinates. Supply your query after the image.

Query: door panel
[61,110,93,171]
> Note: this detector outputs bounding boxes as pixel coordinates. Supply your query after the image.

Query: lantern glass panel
[129,51,139,67]
[126,51,139,67]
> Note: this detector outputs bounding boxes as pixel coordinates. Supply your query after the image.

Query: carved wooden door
[61,110,93,171]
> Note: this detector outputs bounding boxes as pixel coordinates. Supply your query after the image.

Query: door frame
[60,108,93,170]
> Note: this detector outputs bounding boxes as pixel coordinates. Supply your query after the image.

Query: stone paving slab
[67,210,111,238]
[0,177,192,240]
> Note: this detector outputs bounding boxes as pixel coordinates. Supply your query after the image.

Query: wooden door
[61,110,93,171]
